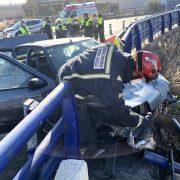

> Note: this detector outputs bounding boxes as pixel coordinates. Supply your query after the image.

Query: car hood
[3,27,17,33]
[123,74,170,110]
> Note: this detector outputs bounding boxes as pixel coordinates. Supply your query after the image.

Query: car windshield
[47,39,100,72]
[11,21,21,29]
[15,46,30,62]
[60,10,71,18]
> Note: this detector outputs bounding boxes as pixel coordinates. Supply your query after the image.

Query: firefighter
[70,18,81,37]
[82,13,93,38]
[16,20,30,36]
[58,44,154,156]
[43,17,53,39]
[97,14,105,42]
[93,14,98,40]
[55,20,67,39]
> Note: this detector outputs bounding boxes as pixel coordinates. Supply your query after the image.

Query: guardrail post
[123,31,133,53]
[148,19,153,42]
[62,84,79,158]
[134,24,142,51]
[169,13,173,31]
[122,21,125,30]
[161,15,165,34]
[109,23,113,35]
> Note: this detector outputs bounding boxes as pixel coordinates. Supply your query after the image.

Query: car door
[0,53,55,132]
[26,20,42,34]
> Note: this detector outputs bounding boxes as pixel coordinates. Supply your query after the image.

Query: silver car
[2,19,43,38]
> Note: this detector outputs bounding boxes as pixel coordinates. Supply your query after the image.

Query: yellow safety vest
[83,18,92,27]
[56,25,67,31]
[67,17,73,24]
[114,38,120,47]
[19,27,30,35]
[52,26,56,33]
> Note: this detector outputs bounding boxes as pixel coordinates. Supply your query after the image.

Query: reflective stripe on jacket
[83,18,92,27]
[19,27,30,35]
[59,44,116,81]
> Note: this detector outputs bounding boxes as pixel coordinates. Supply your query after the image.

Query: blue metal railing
[121,9,180,53]
[0,81,79,179]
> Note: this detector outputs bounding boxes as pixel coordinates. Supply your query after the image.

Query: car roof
[16,37,92,48]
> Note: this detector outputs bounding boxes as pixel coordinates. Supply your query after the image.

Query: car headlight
[3,32,7,36]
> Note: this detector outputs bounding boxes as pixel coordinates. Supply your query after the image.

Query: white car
[175,4,180,9]
[2,19,43,38]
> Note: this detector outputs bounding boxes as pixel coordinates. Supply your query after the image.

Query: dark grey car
[0,53,55,133]
[15,37,101,80]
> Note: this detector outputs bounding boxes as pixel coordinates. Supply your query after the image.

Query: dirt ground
[144,27,180,97]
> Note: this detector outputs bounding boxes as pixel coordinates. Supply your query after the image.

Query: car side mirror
[28,78,46,89]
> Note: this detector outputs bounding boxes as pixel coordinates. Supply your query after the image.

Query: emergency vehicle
[59,2,97,24]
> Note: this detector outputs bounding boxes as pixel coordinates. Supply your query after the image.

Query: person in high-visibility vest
[16,20,30,36]
[70,18,81,37]
[43,17,53,39]
[82,13,93,38]
[66,15,73,33]
[55,20,67,39]
[97,14,105,42]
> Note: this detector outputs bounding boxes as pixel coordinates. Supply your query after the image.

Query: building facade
[23,0,180,18]
[0,5,25,20]
[24,0,65,17]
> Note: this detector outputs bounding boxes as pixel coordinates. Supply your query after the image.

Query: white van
[59,2,97,24]
[175,4,180,9]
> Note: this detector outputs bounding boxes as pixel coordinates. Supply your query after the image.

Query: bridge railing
[121,9,180,53]
[0,81,79,179]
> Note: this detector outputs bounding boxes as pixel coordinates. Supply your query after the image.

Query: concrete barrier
[55,160,88,180]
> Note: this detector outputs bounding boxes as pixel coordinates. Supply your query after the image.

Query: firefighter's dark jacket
[58,44,139,127]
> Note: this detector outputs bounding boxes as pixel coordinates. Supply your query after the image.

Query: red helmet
[135,51,161,80]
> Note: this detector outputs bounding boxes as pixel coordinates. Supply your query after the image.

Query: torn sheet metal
[123,74,170,110]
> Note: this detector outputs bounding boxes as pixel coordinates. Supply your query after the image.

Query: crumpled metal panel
[123,74,170,110]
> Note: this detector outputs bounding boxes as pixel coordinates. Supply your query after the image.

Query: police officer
[70,18,81,37]
[43,17,53,39]
[58,44,153,156]
[82,13,93,38]
[55,20,67,39]
[97,14,105,42]
[16,20,30,36]
[66,15,73,34]
[93,14,98,40]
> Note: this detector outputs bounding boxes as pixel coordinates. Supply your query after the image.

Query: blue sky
[0,0,27,4]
